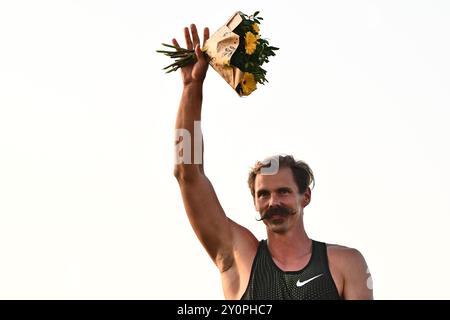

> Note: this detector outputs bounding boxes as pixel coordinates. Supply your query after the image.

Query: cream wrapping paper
[203,12,246,96]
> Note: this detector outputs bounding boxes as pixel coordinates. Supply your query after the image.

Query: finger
[191,24,200,47]
[203,27,210,46]
[184,27,193,50]
[195,44,203,61]
[172,38,180,48]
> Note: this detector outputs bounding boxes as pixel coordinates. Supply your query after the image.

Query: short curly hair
[247,154,315,199]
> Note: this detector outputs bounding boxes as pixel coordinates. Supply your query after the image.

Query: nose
[268,193,281,208]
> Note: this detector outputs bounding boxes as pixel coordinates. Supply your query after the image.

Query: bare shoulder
[228,218,259,246]
[327,244,367,267]
[227,218,259,269]
[327,243,373,300]
[220,218,259,300]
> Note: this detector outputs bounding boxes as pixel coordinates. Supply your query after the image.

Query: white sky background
[0,0,449,299]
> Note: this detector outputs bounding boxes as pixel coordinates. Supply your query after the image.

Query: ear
[302,187,311,207]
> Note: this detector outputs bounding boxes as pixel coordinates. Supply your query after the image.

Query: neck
[266,222,311,266]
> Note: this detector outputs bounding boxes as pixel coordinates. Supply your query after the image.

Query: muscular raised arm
[172,25,257,278]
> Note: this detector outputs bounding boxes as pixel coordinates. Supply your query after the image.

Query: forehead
[254,167,298,192]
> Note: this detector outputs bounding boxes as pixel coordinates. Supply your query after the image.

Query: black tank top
[241,239,341,300]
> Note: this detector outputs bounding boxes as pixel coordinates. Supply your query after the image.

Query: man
[173,24,373,300]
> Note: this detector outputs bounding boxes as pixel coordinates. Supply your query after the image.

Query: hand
[172,24,210,87]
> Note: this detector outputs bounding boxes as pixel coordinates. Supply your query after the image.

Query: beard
[256,205,296,221]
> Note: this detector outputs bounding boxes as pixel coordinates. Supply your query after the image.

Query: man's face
[254,167,311,234]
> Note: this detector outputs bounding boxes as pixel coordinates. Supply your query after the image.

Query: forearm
[174,83,205,178]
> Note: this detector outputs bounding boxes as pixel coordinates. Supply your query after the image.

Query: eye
[258,191,269,198]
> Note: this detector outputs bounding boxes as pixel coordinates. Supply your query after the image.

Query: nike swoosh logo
[296,274,323,287]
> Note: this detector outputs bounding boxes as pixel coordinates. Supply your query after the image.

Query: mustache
[256,205,295,221]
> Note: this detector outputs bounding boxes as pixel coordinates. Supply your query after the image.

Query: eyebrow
[256,187,292,196]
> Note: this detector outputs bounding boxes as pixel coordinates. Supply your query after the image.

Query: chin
[265,221,289,234]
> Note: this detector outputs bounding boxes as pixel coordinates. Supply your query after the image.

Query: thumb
[195,44,205,61]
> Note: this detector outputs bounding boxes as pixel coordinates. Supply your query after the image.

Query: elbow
[173,167,186,181]
[173,165,201,182]
[173,167,182,180]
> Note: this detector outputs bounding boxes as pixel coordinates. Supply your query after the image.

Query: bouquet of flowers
[157,11,278,96]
